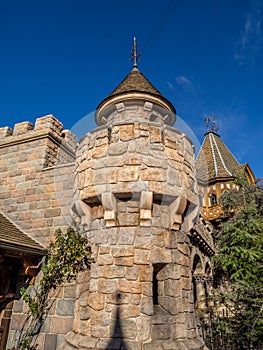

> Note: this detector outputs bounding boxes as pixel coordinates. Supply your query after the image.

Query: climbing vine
[11,227,91,350]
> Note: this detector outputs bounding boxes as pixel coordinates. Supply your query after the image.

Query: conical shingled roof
[108,67,163,98]
[196,131,240,183]
[0,212,44,255]
[96,67,176,115]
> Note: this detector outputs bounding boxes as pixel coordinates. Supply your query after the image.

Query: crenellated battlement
[0,114,78,166]
[1,114,63,139]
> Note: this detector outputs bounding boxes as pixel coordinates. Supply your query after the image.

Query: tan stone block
[44,208,61,218]
[118,212,139,227]
[106,293,129,304]
[118,280,142,294]
[151,247,172,264]
[119,124,134,141]
[134,248,150,264]
[101,265,125,278]
[120,305,140,318]
[125,156,142,165]
[165,147,183,162]
[111,247,134,257]
[50,316,73,334]
[139,265,152,282]
[90,325,109,338]
[125,266,139,280]
[142,282,152,297]
[150,126,162,143]
[98,279,118,293]
[91,144,108,159]
[114,166,139,182]
[88,292,105,310]
[164,279,182,298]
[136,315,152,341]
[115,256,134,267]
[141,168,166,182]
[170,323,187,340]
[89,309,110,326]
[97,254,114,265]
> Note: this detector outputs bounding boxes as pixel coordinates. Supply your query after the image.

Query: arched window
[209,193,217,206]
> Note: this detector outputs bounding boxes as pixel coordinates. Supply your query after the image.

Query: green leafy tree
[212,175,263,348]
[11,227,91,350]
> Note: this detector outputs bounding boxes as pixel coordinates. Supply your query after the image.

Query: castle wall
[62,121,204,349]
[0,115,76,246]
[0,115,78,349]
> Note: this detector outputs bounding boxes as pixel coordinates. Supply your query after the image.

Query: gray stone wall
[0,115,76,246]
[62,121,204,349]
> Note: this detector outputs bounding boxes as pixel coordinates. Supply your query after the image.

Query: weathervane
[130,36,141,68]
[205,113,219,133]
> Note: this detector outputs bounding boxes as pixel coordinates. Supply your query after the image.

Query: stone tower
[63,66,204,350]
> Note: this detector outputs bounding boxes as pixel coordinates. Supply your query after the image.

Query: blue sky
[0,0,262,178]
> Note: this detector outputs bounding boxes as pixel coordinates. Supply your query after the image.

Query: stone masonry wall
[62,121,204,349]
[0,115,78,349]
[0,115,76,247]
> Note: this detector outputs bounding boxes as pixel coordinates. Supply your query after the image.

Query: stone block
[141,168,166,182]
[118,280,142,294]
[120,304,140,318]
[151,324,170,340]
[109,318,137,340]
[88,292,105,310]
[115,256,134,267]
[98,254,114,265]
[50,316,73,334]
[138,265,152,282]
[170,323,187,340]
[98,279,118,293]
[119,124,134,141]
[118,212,139,228]
[125,266,139,280]
[108,142,128,155]
[57,299,75,316]
[142,282,152,297]
[111,247,134,257]
[134,249,150,264]
[140,296,153,315]
[13,121,33,135]
[130,294,141,305]
[164,279,181,298]
[101,265,125,279]
[90,309,110,326]
[44,334,57,350]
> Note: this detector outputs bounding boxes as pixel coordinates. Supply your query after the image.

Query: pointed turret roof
[196,131,240,183]
[96,67,176,126]
[107,67,164,100]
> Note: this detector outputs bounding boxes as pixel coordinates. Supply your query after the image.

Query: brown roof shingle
[0,212,44,254]
[107,68,163,98]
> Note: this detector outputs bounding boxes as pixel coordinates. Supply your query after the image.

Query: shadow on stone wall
[106,294,128,350]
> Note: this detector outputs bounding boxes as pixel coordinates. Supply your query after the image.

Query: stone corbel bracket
[169,196,187,230]
[71,199,92,230]
[139,191,153,226]
[101,192,118,227]
[181,202,199,232]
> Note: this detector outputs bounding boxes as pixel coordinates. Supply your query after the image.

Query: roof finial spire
[130,36,141,69]
[205,112,219,134]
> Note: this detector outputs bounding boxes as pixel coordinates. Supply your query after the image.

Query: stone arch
[192,254,207,309]
[192,254,203,276]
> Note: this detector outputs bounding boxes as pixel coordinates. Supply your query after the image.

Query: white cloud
[175,75,193,87]
[235,0,262,64]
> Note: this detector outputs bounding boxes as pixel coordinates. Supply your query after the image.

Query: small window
[210,193,217,206]
[152,263,165,305]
